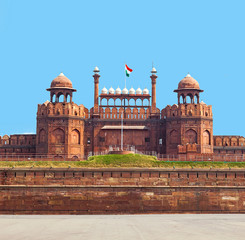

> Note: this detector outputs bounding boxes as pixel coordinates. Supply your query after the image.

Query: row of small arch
[99,107,160,120]
[178,93,200,104]
[100,98,150,106]
[50,92,72,103]
[214,136,245,147]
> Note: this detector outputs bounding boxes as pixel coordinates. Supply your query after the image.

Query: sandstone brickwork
[1,168,245,214]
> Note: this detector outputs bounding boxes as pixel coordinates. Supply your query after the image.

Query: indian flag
[125,64,133,77]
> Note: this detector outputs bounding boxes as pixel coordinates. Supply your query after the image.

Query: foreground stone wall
[1,168,245,214]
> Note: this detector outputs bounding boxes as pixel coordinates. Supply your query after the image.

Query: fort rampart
[1,168,245,214]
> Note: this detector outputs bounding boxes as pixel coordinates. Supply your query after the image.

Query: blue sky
[0,0,244,136]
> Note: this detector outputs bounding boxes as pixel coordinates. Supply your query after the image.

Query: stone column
[93,67,100,117]
[150,68,157,114]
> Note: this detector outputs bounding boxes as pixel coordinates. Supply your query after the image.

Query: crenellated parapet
[161,102,212,119]
[0,134,36,146]
[37,101,89,118]
[0,134,36,155]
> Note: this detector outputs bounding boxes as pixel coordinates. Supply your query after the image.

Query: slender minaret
[150,67,157,114]
[93,66,100,117]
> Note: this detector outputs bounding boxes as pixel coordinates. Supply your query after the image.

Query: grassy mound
[0,154,245,168]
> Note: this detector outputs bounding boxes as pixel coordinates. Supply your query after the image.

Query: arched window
[185,129,197,144]
[186,94,193,104]
[143,99,149,106]
[215,137,222,146]
[57,92,64,102]
[223,137,230,146]
[115,98,121,107]
[129,99,135,106]
[101,98,107,106]
[39,129,46,144]
[66,94,71,102]
[52,128,65,144]
[71,129,80,144]
[136,99,142,106]
[203,130,210,145]
[239,137,245,146]
[180,94,185,104]
[170,130,178,144]
[108,98,114,106]
[194,94,198,104]
[59,95,64,102]
[51,94,56,103]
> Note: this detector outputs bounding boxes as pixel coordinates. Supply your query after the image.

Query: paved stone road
[0,214,244,240]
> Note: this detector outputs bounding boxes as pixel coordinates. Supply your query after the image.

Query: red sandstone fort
[1,67,245,214]
[0,67,244,159]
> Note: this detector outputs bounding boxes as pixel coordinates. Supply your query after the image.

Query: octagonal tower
[36,73,85,158]
[163,74,213,155]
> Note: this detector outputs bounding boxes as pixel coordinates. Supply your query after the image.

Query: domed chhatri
[129,87,135,94]
[136,87,142,95]
[50,72,73,89]
[101,87,108,94]
[115,87,121,94]
[174,73,203,104]
[109,87,115,94]
[177,73,200,90]
[143,88,149,95]
[122,87,128,94]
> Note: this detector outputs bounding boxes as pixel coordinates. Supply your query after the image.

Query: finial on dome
[151,67,157,74]
[109,86,115,94]
[59,72,65,77]
[186,73,191,77]
[94,66,100,73]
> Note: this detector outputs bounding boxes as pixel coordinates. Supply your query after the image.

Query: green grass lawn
[0,154,245,169]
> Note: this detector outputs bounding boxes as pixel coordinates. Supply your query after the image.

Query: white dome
[143,88,149,94]
[122,87,128,94]
[115,87,121,94]
[94,66,99,72]
[101,87,108,94]
[129,87,135,94]
[109,87,115,94]
[136,88,142,94]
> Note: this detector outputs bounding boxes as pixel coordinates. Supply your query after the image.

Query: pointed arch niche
[71,129,80,144]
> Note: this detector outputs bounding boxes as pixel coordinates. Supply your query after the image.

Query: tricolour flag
[125,64,133,77]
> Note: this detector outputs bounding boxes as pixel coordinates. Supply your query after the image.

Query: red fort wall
[1,168,245,214]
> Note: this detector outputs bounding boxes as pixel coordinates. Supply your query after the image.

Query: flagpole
[121,65,126,151]
[121,110,123,150]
